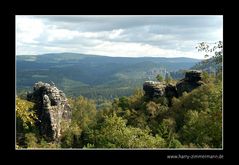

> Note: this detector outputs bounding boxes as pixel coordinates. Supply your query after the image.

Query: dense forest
[16,41,223,149]
[16,54,200,99]
[16,72,222,148]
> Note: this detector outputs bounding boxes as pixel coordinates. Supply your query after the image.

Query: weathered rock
[165,83,178,99]
[185,70,202,82]
[176,70,204,96]
[27,81,71,141]
[143,70,204,103]
[143,81,166,99]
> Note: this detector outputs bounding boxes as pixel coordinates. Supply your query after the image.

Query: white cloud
[16,16,44,44]
[108,29,124,39]
[16,15,223,59]
[85,41,202,58]
[46,27,80,42]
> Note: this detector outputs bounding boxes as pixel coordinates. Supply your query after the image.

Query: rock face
[143,81,166,99]
[143,70,204,102]
[27,81,71,141]
[176,70,204,96]
[165,84,178,99]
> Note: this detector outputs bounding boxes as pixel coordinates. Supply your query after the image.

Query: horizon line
[16,52,204,60]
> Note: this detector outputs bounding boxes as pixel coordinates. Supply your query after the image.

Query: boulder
[143,81,166,99]
[143,70,204,102]
[185,70,202,82]
[165,83,178,99]
[27,81,71,141]
[176,70,204,96]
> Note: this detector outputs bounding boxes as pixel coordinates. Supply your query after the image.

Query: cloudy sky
[16,15,223,59]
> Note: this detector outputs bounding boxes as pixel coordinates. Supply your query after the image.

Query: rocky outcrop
[27,81,71,141]
[176,70,204,96]
[143,81,166,99]
[143,70,204,102]
[165,84,178,99]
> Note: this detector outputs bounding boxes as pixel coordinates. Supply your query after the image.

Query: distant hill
[191,57,221,74]
[16,53,201,99]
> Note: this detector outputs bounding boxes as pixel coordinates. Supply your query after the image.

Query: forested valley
[16,41,223,149]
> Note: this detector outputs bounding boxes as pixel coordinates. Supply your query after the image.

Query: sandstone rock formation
[176,70,204,96]
[143,70,204,102]
[143,81,166,99]
[27,81,71,141]
[165,83,178,99]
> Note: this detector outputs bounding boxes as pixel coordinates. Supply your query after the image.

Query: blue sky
[16,15,223,59]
